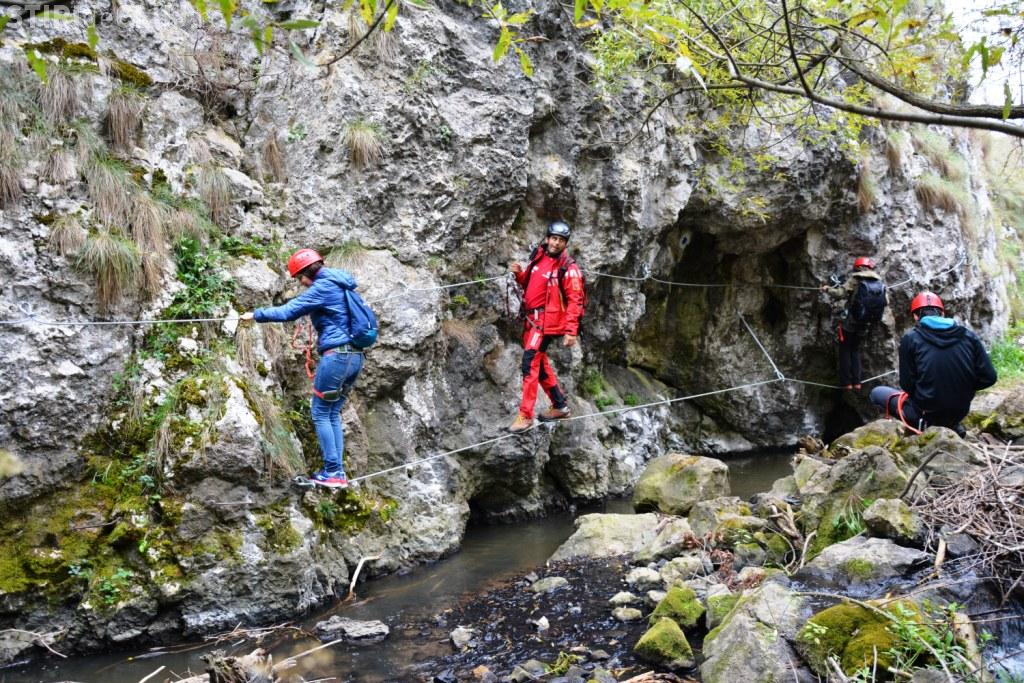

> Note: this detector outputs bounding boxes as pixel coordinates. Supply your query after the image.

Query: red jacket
[515,249,585,336]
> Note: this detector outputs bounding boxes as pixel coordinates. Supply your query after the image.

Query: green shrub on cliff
[990,322,1024,384]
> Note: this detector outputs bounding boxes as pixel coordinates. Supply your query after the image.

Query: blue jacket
[254,268,358,352]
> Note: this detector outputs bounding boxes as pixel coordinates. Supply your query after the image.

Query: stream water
[2,452,797,683]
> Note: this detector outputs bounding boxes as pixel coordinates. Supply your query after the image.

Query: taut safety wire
[0,253,967,327]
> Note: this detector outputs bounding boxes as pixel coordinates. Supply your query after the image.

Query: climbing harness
[291,320,361,400]
[881,389,925,436]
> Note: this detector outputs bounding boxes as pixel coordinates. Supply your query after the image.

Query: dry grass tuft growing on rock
[261,134,287,183]
[0,130,23,208]
[43,144,78,183]
[343,119,384,168]
[442,319,480,352]
[76,228,141,310]
[71,119,105,167]
[131,194,168,255]
[915,173,968,219]
[327,241,369,271]
[106,85,145,151]
[140,251,163,298]
[912,128,968,183]
[196,164,232,228]
[857,165,876,214]
[47,213,88,257]
[884,130,906,175]
[85,155,134,227]
[40,66,79,123]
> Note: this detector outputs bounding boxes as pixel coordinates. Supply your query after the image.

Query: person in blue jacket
[869,291,996,436]
[241,248,363,488]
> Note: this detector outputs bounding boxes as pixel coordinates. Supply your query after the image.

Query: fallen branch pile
[911,441,1024,603]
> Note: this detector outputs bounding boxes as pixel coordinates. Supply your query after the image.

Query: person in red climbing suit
[869,291,996,438]
[507,221,585,433]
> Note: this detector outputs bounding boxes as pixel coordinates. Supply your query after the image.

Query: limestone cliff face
[0,0,1010,659]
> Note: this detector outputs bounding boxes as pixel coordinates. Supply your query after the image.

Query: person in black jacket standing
[869,291,997,436]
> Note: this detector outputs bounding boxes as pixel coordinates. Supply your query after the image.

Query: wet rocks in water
[549,513,664,561]
[863,498,926,546]
[529,576,569,594]
[609,591,641,606]
[797,536,930,594]
[633,454,730,515]
[612,606,644,621]
[510,658,548,681]
[450,625,476,649]
[313,616,389,643]
[633,617,695,670]
[626,566,664,591]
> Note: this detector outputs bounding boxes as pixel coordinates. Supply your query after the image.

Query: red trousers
[519,321,567,418]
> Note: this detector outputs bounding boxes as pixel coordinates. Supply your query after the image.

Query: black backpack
[849,279,887,325]
[521,245,588,327]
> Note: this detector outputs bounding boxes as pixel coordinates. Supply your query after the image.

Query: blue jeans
[311,351,363,475]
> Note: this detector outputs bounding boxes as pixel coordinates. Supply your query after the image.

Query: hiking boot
[312,468,349,489]
[508,413,533,433]
[538,406,571,422]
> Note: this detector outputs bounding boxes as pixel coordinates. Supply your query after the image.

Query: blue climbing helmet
[547,221,571,241]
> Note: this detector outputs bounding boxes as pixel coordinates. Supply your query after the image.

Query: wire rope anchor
[737,313,786,381]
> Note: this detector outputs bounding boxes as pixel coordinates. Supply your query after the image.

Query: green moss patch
[797,602,919,676]
[706,592,739,629]
[649,586,705,628]
[634,617,695,668]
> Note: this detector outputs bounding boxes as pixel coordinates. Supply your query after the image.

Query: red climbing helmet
[853,256,875,269]
[287,248,323,277]
[910,291,944,314]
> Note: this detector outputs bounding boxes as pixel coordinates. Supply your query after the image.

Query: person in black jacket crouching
[869,291,997,437]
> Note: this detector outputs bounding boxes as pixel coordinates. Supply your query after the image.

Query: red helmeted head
[853,256,875,270]
[287,249,323,278]
[910,291,944,315]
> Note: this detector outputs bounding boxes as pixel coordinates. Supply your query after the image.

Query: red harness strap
[883,390,924,435]
[291,320,317,381]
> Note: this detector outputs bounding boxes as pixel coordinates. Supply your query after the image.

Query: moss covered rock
[798,537,929,594]
[633,454,730,515]
[863,498,925,546]
[966,383,1024,441]
[701,581,813,683]
[705,589,739,630]
[649,585,705,628]
[634,617,695,670]
[795,603,905,676]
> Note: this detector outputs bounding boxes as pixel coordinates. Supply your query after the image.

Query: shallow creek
[4,452,796,683]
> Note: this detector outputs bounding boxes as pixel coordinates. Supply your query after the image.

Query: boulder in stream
[633,454,730,515]
[549,513,663,561]
[796,536,930,595]
[314,615,389,643]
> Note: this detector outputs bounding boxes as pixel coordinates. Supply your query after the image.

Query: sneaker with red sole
[312,469,349,489]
